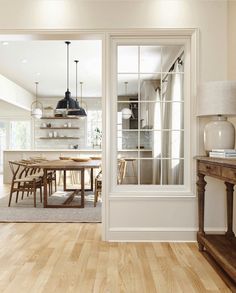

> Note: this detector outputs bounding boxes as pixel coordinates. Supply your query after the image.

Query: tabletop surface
[195,156,236,168]
[30,159,101,170]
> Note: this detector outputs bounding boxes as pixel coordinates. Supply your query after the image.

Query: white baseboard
[107,227,227,241]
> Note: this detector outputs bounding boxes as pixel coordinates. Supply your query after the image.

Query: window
[87,110,102,148]
[115,44,186,186]
[0,122,7,173]
[10,121,31,149]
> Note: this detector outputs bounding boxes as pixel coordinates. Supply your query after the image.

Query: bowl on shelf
[59,156,71,160]
[71,157,91,162]
[90,156,102,160]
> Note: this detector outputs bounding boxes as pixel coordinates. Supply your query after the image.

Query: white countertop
[4,149,102,152]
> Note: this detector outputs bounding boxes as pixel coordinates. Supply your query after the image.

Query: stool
[123,159,138,184]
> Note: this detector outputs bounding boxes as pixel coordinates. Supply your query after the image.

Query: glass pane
[117,74,139,100]
[140,159,161,185]
[162,130,184,158]
[10,121,31,149]
[140,46,162,73]
[117,102,139,130]
[118,151,138,159]
[161,73,184,101]
[117,158,138,185]
[87,110,102,148]
[162,102,184,130]
[117,130,138,150]
[140,74,161,101]
[140,130,161,158]
[118,46,138,73]
[161,159,184,185]
[162,46,184,73]
[140,102,162,130]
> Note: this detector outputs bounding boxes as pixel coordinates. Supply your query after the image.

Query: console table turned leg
[225,182,235,238]
[197,173,207,251]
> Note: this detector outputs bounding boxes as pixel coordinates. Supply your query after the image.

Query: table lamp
[197,81,236,153]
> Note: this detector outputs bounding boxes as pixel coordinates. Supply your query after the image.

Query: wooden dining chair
[8,161,43,207]
[94,170,102,207]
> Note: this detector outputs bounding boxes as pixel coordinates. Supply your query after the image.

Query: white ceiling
[0,40,102,99]
[0,40,182,99]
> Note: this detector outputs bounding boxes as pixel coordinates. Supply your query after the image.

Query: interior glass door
[116,44,185,186]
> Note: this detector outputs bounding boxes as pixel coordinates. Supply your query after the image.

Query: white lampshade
[197,81,236,153]
[197,81,236,116]
[122,108,132,119]
[32,108,43,119]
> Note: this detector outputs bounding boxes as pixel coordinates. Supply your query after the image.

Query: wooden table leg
[90,168,93,191]
[225,182,235,238]
[81,169,85,208]
[63,170,66,191]
[197,173,207,251]
[43,169,48,208]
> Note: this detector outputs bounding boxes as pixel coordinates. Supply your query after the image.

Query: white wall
[228,0,236,80]
[0,74,34,111]
[0,100,30,118]
[0,0,230,240]
[228,0,236,232]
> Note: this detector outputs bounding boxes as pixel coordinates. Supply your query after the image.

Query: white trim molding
[105,29,199,241]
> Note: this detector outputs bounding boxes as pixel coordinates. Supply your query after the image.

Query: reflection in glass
[118,151,138,159]
[140,102,162,130]
[140,159,161,185]
[162,73,184,101]
[162,46,184,73]
[117,74,139,100]
[162,131,184,158]
[117,130,138,150]
[140,46,162,73]
[162,102,184,130]
[118,46,138,73]
[117,103,139,130]
[140,74,161,101]
[116,44,185,186]
[117,158,138,185]
[162,159,184,185]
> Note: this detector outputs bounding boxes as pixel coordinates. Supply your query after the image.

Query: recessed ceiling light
[36,72,41,76]
[21,59,28,64]
[2,41,8,46]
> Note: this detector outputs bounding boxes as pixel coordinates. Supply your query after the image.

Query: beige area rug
[0,191,101,223]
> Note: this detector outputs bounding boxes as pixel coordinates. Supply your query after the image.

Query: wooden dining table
[30,159,101,208]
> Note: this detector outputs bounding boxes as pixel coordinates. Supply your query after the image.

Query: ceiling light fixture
[56,41,80,113]
[2,41,8,46]
[121,82,133,119]
[31,82,43,119]
[68,60,87,117]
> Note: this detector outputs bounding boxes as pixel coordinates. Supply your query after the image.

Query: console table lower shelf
[197,233,236,290]
[195,156,236,292]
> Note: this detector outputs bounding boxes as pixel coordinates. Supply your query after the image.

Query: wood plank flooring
[0,223,231,293]
[0,181,231,292]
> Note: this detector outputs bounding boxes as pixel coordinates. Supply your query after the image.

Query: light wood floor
[0,182,231,293]
[0,224,231,293]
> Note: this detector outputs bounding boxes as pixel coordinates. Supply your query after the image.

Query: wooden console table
[196,156,236,291]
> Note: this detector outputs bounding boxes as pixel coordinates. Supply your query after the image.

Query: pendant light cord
[74,60,79,101]
[35,81,38,106]
[65,41,71,91]
[80,82,83,105]
[124,81,128,96]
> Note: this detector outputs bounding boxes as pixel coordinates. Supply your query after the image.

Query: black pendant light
[56,41,80,112]
[68,60,87,117]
